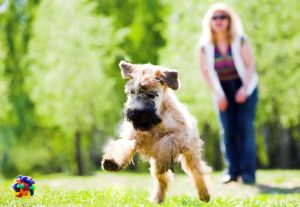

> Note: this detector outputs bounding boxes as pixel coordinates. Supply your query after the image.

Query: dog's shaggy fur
[102,61,211,203]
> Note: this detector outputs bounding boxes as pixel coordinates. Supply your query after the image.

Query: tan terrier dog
[102,61,211,203]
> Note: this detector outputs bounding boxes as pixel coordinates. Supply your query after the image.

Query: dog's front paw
[149,194,164,204]
[199,190,210,202]
[102,159,121,172]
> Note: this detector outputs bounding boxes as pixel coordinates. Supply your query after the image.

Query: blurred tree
[92,0,167,64]
[0,0,40,177]
[26,0,122,175]
[237,0,300,168]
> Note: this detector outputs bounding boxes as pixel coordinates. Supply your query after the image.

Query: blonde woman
[199,3,258,184]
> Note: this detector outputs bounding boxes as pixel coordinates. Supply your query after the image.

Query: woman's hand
[218,96,228,111]
[235,86,247,104]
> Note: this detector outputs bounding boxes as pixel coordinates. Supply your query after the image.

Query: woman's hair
[200,3,244,44]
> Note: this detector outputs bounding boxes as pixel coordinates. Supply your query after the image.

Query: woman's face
[210,10,230,33]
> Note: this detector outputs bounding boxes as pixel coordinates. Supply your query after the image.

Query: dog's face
[119,60,180,131]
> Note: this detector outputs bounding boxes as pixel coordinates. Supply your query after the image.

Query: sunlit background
[0,0,299,179]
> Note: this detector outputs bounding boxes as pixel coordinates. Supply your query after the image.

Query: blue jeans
[218,79,258,183]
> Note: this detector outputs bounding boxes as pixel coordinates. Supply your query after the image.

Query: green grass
[1,170,299,206]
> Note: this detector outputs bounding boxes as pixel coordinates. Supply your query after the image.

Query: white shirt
[201,35,258,98]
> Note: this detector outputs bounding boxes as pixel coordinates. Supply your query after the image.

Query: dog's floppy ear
[119,60,134,79]
[161,70,180,90]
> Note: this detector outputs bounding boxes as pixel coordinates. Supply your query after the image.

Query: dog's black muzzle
[126,107,162,131]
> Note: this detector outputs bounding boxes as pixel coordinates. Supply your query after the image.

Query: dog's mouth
[125,108,162,131]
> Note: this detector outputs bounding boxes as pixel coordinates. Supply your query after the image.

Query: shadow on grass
[257,184,300,194]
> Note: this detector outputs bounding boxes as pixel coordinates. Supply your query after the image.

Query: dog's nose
[126,109,144,120]
[126,109,135,119]
[125,108,161,131]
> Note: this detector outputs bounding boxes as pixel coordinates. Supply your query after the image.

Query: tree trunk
[89,126,102,169]
[75,130,84,175]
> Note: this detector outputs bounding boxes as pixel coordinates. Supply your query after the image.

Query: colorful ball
[12,175,36,198]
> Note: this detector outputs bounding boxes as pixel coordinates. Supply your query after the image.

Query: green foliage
[0,0,40,177]
[93,0,167,64]
[237,0,300,127]
[27,0,119,134]
[26,0,124,174]
[0,44,9,122]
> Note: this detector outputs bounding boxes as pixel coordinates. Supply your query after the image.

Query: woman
[199,3,258,184]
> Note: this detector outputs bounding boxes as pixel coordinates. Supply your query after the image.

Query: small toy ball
[12,175,36,198]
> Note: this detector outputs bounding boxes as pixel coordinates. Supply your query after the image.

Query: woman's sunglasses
[212,15,228,21]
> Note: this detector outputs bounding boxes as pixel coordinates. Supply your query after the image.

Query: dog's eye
[126,90,135,95]
[147,94,155,99]
[146,91,158,99]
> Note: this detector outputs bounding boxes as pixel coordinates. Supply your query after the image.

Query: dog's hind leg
[181,148,211,202]
[149,158,173,203]
[102,138,137,171]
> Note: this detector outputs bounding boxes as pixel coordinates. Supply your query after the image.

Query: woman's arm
[199,48,214,91]
[235,40,256,103]
[240,40,256,91]
[199,48,228,111]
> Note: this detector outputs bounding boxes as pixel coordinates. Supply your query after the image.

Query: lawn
[0,170,299,206]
